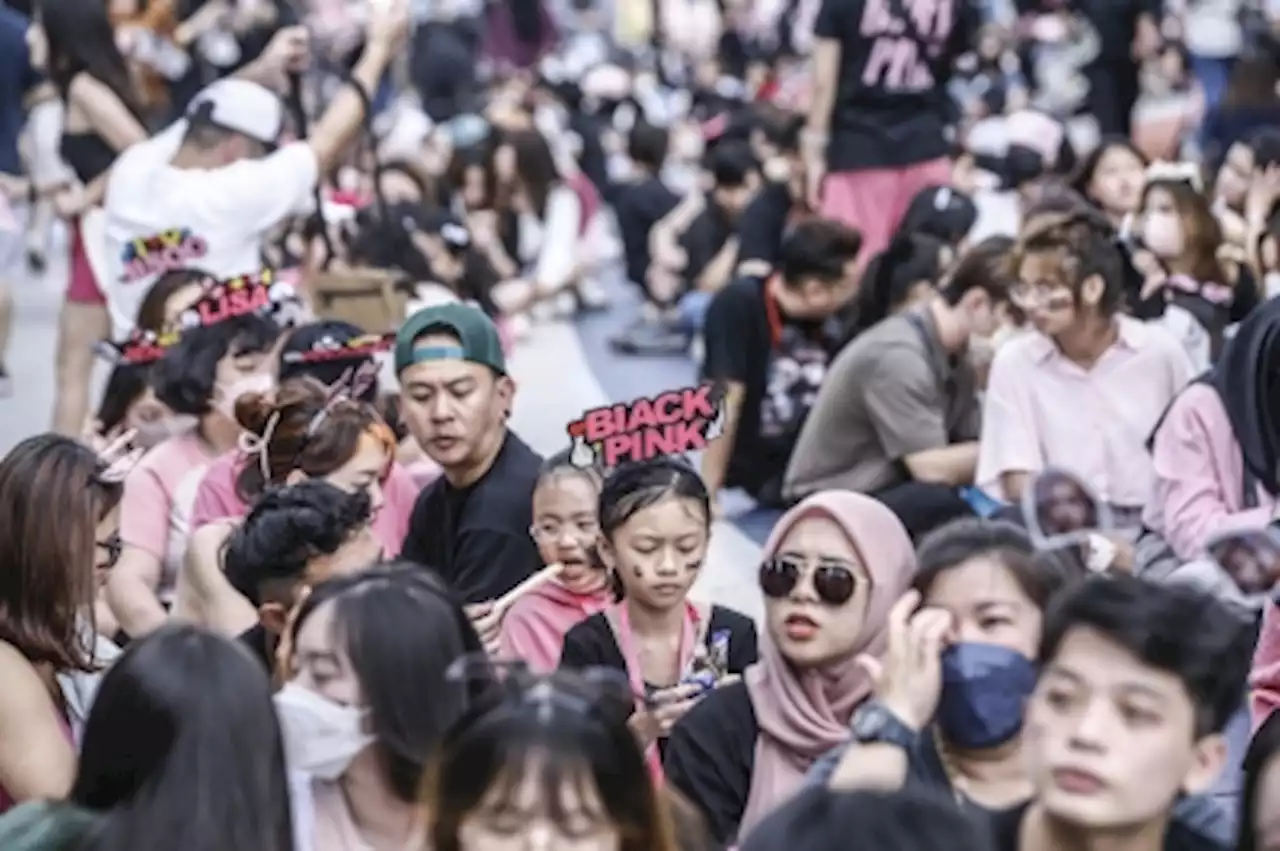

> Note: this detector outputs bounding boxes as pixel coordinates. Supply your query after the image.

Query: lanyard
[607,600,702,783]
[610,600,701,703]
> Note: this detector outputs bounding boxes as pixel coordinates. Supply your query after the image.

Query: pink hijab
[738,492,916,838]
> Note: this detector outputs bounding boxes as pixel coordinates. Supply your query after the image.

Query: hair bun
[234,391,276,435]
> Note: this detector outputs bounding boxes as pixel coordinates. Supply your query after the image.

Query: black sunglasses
[758,557,859,606]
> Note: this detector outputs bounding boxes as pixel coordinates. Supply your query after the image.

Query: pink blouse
[1142,383,1275,562]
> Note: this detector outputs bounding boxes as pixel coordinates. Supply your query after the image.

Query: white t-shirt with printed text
[101,119,318,338]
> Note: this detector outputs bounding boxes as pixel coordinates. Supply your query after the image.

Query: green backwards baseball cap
[394,303,507,376]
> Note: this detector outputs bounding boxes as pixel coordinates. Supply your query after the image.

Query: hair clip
[1144,160,1204,193]
[445,656,632,723]
[93,430,145,484]
[281,331,396,364]
[304,360,381,438]
[95,327,183,366]
[237,408,284,481]
[176,269,299,330]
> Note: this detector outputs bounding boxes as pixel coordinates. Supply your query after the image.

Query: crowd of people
[2,0,1280,849]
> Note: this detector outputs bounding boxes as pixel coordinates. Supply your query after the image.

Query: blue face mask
[936,642,1038,750]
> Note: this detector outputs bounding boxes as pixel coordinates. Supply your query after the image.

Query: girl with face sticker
[664,491,915,847]
[276,565,484,851]
[499,451,610,673]
[559,457,758,779]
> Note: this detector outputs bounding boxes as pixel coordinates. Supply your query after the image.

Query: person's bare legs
[52,300,109,435]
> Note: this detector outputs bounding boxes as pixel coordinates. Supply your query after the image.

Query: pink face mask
[1142,211,1185,258]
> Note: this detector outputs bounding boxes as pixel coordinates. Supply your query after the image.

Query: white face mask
[216,372,275,419]
[1141,211,1185,258]
[273,683,373,780]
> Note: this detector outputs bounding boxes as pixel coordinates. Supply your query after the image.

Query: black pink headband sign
[565,383,725,468]
[96,326,183,366]
[178,269,297,330]
[282,332,396,364]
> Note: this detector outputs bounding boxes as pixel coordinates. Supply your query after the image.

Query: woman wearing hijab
[1141,297,1280,594]
[663,491,916,847]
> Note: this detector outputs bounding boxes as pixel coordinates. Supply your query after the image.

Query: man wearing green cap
[396,303,543,620]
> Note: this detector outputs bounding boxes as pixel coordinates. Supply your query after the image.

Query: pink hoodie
[499,580,611,673]
[1251,601,1280,728]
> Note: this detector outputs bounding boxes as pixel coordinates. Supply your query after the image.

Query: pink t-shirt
[498,580,612,673]
[119,431,216,602]
[188,451,420,556]
[1143,382,1276,562]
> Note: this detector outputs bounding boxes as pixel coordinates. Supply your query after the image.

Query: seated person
[735,106,809,279]
[978,210,1192,532]
[223,480,383,670]
[846,232,946,339]
[613,120,681,296]
[700,217,862,509]
[986,576,1248,851]
[784,238,1011,539]
[614,138,760,355]
[1141,300,1280,584]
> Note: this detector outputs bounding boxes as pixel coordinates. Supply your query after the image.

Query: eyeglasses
[96,532,122,571]
[758,557,859,605]
[1008,280,1068,308]
[529,519,599,541]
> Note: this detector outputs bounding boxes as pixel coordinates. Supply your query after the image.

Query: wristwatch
[849,701,920,750]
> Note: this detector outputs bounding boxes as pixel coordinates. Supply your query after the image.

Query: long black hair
[287,564,489,800]
[70,625,293,851]
[37,0,144,120]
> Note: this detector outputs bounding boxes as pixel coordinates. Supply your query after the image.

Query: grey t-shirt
[783,308,980,499]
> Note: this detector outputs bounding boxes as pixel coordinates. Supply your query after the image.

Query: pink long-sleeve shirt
[1252,602,1280,728]
[1142,383,1275,562]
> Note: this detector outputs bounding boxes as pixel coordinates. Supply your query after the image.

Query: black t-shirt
[734,181,795,272]
[702,277,847,501]
[989,803,1230,851]
[614,175,681,287]
[664,680,760,846]
[681,202,735,290]
[559,605,759,680]
[813,0,978,171]
[560,606,758,763]
[400,431,544,604]
[237,623,274,672]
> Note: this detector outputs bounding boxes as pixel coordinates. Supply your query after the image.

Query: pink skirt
[66,217,107,306]
[819,157,953,266]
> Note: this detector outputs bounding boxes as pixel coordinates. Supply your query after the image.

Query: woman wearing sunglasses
[663,491,915,847]
[558,458,758,777]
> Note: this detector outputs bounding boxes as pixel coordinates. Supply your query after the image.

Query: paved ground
[0,221,89,451]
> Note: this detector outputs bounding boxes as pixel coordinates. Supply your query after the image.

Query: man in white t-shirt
[101,0,410,338]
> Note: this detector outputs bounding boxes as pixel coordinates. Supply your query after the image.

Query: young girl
[499,451,611,672]
[559,457,757,776]
[1134,166,1256,369]
[0,435,123,811]
[107,311,282,639]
